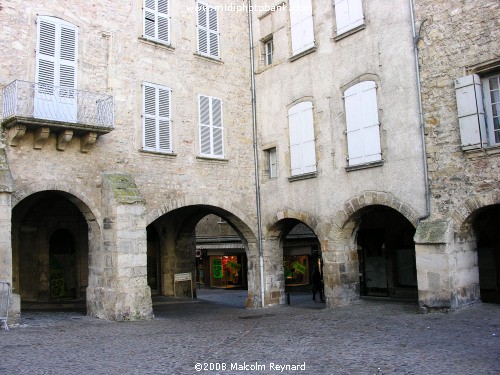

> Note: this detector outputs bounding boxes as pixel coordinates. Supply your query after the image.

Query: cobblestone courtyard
[1,290,499,374]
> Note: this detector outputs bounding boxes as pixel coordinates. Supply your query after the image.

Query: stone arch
[452,191,500,236]
[12,181,101,226]
[265,209,323,243]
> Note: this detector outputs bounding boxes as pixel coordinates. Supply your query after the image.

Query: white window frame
[142,82,173,153]
[198,94,224,158]
[289,0,315,56]
[482,74,500,146]
[344,81,382,167]
[143,0,170,45]
[266,147,277,178]
[288,101,317,176]
[197,1,220,59]
[265,39,273,66]
[333,0,364,36]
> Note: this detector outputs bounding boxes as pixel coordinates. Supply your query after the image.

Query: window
[483,74,500,145]
[199,95,224,158]
[142,82,172,153]
[197,1,220,58]
[266,147,277,178]
[264,39,273,66]
[289,0,314,56]
[288,102,316,176]
[455,73,500,149]
[35,16,78,122]
[334,0,364,36]
[344,81,382,167]
[143,0,170,45]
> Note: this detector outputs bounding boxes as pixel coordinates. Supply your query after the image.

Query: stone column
[414,220,480,312]
[87,173,153,321]
[0,149,20,324]
[260,238,285,307]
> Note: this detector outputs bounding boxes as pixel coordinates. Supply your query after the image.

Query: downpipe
[247,0,266,308]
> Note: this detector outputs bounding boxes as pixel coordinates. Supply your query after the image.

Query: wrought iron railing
[2,80,114,128]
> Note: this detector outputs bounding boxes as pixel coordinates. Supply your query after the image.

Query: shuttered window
[344,81,381,166]
[199,95,224,158]
[288,102,316,176]
[481,74,500,146]
[334,0,364,35]
[35,16,78,122]
[197,1,219,58]
[142,82,172,153]
[289,0,314,56]
[144,0,170,44]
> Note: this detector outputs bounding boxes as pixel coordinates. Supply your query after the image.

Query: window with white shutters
[289,0,315,56]
[199,95,224,158]
[35,16,78,122]
[344,81,382,167]
[334,0,364,36]
[455,73,500,149]
[197,1,220,58]
[142,82,172,153]
[143,0,170,45]
[288,102,317,176]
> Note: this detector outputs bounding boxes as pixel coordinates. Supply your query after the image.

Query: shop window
[284,255,309,286]
[209,256,243,288]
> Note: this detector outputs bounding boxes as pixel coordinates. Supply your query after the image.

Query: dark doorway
[49,229,77,299]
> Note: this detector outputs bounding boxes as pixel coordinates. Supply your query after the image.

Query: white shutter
[345,81,381,166]
[208,6,219,57]
[143,83,172,153]
[199,95,212,155]
[35,16,78,122]
[212,98,223,156]
[335,0,364,35]
[288,101,316,176]
[289,0,314,55]
[454,74,487,149]
[197,2,208,55]
[144,0,170,44]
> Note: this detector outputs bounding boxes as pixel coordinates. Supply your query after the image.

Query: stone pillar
[414,220,480,313]
[87,173,153,321]
[244,241,261,308]
[0,149,20,325]
[261,238,285,307]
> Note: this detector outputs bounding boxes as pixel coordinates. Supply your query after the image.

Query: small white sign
[174,272,192,282]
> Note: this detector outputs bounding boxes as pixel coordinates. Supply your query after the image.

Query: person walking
[312,265,324,302]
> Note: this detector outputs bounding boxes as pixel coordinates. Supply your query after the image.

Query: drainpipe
[410,0,431,222]
[247,0,266,308]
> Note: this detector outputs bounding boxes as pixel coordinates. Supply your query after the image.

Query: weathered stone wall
[414,0,500,310]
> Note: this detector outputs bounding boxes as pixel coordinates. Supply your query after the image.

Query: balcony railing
[2,80,114,131]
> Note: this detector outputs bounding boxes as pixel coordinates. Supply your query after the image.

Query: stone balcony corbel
[81,132,97,153]
[33,127,50,149]
[8,124,26,147]
[57,130,74,151]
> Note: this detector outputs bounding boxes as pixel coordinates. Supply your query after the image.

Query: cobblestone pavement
[1,290,499,375]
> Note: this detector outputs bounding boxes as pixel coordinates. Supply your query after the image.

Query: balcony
[2,80,114,152]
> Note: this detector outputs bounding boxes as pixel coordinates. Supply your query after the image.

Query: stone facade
[413,0,500,311]
[1,0,498,324]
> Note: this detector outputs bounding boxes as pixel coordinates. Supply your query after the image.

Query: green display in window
[213,258,223,279]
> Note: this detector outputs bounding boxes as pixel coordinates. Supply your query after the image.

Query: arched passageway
[355,206,417,300]
[473,205,500,303]
[12,191,90,307]
[146,205,258,308]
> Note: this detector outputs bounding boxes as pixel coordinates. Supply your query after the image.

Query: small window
[142,82,173,153]
[265,147,277,178]
[483,74,500,145]
[197,1,220,58]
[198,94,224,158]
[344,81,382,166]
[334,0,364,36]
[288,102,316,176]
[265,39,273,66]
[289,0,314,56]
[143,0,170,45]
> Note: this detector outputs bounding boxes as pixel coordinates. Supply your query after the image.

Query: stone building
[412,0,500,310]
[1,0,497,324]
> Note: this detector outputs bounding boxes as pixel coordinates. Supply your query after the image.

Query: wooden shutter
[345,81,381,166]
[197,2,208,55]
[143,83,172,153]
[335,0,364,35]
[199,95,224,157]
[289,0,314,55]
[144,0,169,44]
[454,74,487,149]
[288,101,316,176]
[35,16,78,122]
[208,6,219,57]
